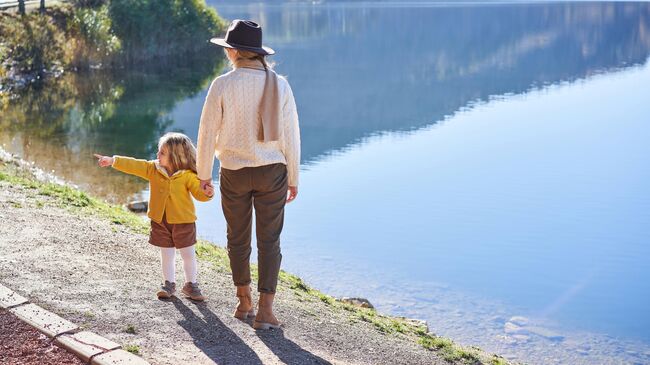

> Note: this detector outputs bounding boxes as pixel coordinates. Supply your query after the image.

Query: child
[94,132,214,301]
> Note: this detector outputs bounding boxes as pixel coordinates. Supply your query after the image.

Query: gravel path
[0,169,458,365]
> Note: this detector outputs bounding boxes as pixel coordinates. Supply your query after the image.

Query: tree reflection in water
[0,53,226,203]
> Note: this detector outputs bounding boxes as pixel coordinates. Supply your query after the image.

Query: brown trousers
[220,163,288,294]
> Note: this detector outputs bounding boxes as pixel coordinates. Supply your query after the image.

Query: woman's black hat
[210,19,275,55]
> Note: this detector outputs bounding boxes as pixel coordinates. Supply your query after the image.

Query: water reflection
[1,55,225,202]
[3,3,649,186]
[255,2,650,165]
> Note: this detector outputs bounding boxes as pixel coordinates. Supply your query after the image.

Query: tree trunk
[18,0,25,15]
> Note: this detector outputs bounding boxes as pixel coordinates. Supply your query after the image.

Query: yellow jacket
[112,156,211,224]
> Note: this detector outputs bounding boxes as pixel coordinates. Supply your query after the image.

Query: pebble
[526,326,564,341]
[512,334,530,343]
[504,322,527,335]
[508,316,529,326]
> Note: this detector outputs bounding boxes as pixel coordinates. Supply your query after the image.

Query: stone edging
[0,282,150,365]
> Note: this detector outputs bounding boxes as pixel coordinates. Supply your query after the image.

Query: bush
[108,0,225,63]
[0,13,66,75]
[67,5,121,68]
[71,0,107,7]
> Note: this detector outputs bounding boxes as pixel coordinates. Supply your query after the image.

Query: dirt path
[0,156,509,365]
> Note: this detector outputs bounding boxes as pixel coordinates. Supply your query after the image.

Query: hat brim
[209,38,275,55]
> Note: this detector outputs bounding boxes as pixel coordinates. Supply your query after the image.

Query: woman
[196,19,300,330]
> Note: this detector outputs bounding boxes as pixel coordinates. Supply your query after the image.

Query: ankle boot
[234,285,255,319]
[254,293,281,330]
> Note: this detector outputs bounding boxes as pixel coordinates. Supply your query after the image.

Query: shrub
[108,0,225,63]
[67,5,121,68]
[0,13,66,75]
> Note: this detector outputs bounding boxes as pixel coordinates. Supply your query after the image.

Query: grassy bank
[0,0,225,91]
[0,153,515,365]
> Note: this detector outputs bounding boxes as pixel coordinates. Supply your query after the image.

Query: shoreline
[0,148,514,365]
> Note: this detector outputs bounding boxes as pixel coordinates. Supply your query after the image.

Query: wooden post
[18,0,26,15]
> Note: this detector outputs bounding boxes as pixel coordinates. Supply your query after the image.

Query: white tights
[160,246,197,284]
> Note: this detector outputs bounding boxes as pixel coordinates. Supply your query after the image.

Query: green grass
[123,344,140,355]
[125,324,137,334]
[0,160,148,234]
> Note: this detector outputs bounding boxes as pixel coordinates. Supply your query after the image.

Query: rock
[576,348,589,356]
[338,297,374,309]
[508,316,529,326]
[504,322,527,335]
[489,315,506,323]
[512,334,530,343]
[526,326,564,341]
[127,200,148,212]
[397,317,429,332]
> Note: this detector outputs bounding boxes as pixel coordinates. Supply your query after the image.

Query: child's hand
[204,184,214,197]
[200,179,214,197]
[93,154,114,167]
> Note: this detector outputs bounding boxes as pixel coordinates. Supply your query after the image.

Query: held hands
[93,154,114,167]
[200,179,215,198]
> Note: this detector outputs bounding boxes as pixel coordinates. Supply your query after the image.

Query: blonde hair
[226,48,273,70]
[158,132,197,174]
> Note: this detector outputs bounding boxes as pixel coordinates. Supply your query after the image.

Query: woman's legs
[252,165,288,294]
[220,168,254,287]
[252,164,288,327]
[221,168,255,316]
[221,164,287,325]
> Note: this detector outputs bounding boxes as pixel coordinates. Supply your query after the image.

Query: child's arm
[187,175,213,202]
[94,154,153,181]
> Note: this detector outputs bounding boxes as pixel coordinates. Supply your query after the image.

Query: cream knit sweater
[196,68,301,186]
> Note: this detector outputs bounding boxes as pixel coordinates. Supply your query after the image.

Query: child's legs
[160,247,176,282]
[179,245,197,283]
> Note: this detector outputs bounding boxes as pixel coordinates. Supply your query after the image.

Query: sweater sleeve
[281,82,301,187]
[196,78,223,181]
[186,174,212,202]
[111,156,154,181]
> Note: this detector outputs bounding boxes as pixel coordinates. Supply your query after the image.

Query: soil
[0,309,85,365]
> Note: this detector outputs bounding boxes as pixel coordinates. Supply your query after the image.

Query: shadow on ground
[172,298,264,364]
[256,327,332,365]
[172,298,331,364]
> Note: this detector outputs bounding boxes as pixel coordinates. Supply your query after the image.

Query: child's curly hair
[158,132,197,174]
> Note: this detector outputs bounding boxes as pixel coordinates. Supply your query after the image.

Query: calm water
[2,2,650,364]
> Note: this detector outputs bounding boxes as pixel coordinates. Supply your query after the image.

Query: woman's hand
[200,179,214,197]
[286,186,298,203]
[93,154,114,167]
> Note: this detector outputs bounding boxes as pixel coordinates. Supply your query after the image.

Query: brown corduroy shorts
[149,213,196,249]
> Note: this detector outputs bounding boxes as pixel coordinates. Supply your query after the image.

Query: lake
[2,2,649,364]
